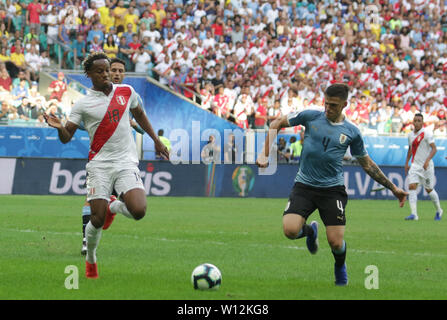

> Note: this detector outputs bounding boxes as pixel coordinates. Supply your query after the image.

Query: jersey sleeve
[128,86,140,109]
[287,110,321,127]
[67,101,83,126]
[350,128,368,158]
[136,93,144,107]
[425,130,435,144]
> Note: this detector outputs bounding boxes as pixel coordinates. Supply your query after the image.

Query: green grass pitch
[0,195,446,300]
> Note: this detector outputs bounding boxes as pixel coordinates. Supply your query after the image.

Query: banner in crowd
[1,158,446,200]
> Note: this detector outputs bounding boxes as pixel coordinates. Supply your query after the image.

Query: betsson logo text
[49,162,171,196]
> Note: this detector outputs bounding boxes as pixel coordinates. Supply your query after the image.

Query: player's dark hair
[414,113,424,120]
[325,83,350,101]
[158,129,164,136]
[110,57,126,69]
[82,52,110,76]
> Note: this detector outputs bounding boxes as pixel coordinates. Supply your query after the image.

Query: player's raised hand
[392,187,408,208]
[43,113,62,129]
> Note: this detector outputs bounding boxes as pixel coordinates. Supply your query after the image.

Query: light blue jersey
[287,110,368,187]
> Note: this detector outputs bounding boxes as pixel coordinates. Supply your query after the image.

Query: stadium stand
[0,0,445,136]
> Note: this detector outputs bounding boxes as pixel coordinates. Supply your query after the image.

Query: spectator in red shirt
[254,97,268,129]
[357,95,370,132]
[48,72,68,102]
[183,68,196,101]
[211,16,224,40]
[128,33,142,64]
[345,99,359,124]
[213,86,229,118]
[0,69,12,92]
[10,40,24,54]
[26,0,43,31]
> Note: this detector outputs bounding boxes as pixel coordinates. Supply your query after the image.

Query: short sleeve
[68,101,83,126]
[350,129,368,158]
[425,130,435,144]
[135,92,144,108]
[287,110,320,127]
[129,86,139,109]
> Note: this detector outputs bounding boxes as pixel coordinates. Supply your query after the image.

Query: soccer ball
[191,263,222,290]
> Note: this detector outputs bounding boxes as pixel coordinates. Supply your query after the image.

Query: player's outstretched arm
[256,115,290,168]
[130,105,170,160]
[357,155,408,207]
[43,114,78,144]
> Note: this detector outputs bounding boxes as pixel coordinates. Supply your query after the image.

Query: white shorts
[85,162,145,201]
[407,165,435,190]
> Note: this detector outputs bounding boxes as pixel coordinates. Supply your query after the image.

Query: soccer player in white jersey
[80,58,145,255]
[404,113,443,221]
[44,52,169,278]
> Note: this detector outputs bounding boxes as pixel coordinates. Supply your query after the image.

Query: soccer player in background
[256,83,408,286]
[80,58,146,255]
[44,53,169,278]
[404,113,443,221]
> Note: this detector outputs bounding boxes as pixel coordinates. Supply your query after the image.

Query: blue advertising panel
[0,126,89,158]
[4,157,447,199]
[207,164,447,200]
[11,159,206,197]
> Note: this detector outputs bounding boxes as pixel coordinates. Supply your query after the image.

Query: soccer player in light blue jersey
[257,83,408,286]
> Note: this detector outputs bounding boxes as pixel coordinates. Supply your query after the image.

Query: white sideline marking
[3,228,446,258]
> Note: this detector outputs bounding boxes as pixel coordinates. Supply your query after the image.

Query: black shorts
[284,182,348,226]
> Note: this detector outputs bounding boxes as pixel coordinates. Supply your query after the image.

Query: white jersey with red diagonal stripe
[68,84,140,164]
[408,128,435,169]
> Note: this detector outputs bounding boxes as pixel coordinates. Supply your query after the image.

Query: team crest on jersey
[339,134,348,144]
[116,95,126,106]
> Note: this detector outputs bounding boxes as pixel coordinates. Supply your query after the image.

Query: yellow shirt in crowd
[103,43,118,58]
[11,52,25,67]
[114,6,128,29]
[124,13,139,33]
[99,7,115,32]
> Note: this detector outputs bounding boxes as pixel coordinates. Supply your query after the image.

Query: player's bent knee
[131,206,146,220]
[90,215,105,228]
[283,226,299,239]
[327,238,343,250]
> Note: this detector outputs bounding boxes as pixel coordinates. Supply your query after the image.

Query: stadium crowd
[0,0,446,136]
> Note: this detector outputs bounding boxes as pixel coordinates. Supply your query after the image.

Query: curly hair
[82,52,111,76]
